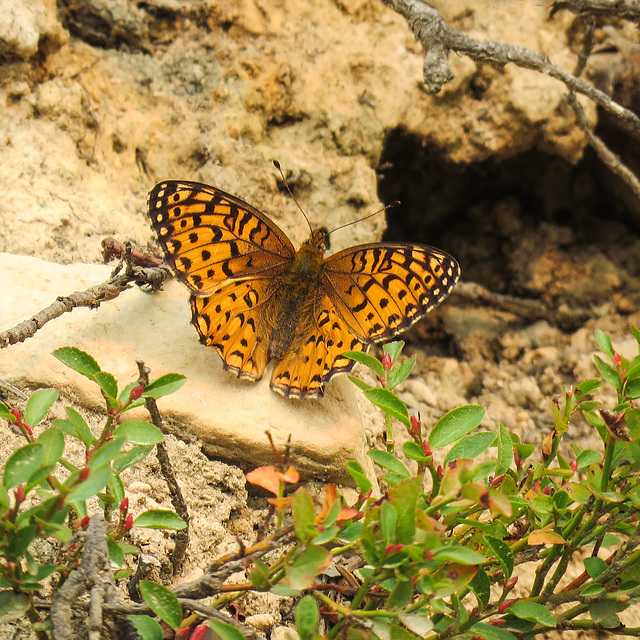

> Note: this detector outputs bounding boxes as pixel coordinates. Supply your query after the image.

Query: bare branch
[0,262,171,350]
[552,0,640,23]
[381,0,640,143]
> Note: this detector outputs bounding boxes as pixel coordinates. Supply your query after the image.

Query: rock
[0,253,378,484]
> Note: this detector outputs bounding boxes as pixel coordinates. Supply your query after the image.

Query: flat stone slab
[0,253,375,483]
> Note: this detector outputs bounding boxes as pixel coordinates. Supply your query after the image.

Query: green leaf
[94,372,118,400]
[296,595,319,639]
[208,620,249,640]
[368,450,410,478]
[496,424,514,475]
[88,437,126,470]
[346,461,372,494]
[293,489,316,542]
[380,501,398,545]
[67,465,112,503]
[507,601,555,627]
[364,389,410,426]
[133,509,186,530]
[287,546,331,591]
[113,445,154,473]
[388,579,413,609]
[343,351,385,377]
[625,378,640,399]
[468,623,518,640]
[63,408,95,445]
[595,330,615,359]
[24,389,58,427]
[584,556,608,579]
[594,355,620,389]
[347,375,374,392]
[0,590,30,621]
[338,522,363,543]
[0,401,14,422]
[388,356,415,389]
[53,346,101,378]
[444,432,495,466]
[576,450,601,469]
[383,341,405,363]
[113,421,163,445]
[403,441,430,461]
[128,615,164,640]
[8,524,37,559]
[143,373,186,398]
[429,405,486,450]
[581,583,606,597]
[139,580,182,630]
[3,443,45,489]
[37,428,65,466]
[576,378,602,395]
[108,538,125,567]
[469,567,491,608]
[433,545,486,565]
[387,476,421,545]
[485,535,514,580]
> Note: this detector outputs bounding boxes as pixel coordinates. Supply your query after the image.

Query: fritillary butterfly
[148,180,460,399]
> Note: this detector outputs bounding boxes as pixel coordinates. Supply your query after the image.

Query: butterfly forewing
[148,181,295,295]
[322,243,460,344]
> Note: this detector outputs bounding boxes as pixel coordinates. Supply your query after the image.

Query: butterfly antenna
[273,160,314,236]
[326,200,400,238]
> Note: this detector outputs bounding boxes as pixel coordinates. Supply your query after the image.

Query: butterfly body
[148,180,460,399]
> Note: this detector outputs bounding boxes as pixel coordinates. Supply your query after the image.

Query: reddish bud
[129,384,144,401]
[472,636,484,640]
[423,439,432,457]
[125,514,134,530]
[381,353,392,371]
[10,408,21,424]
[79,467,90,481]
[175,629,190,638]
[498,599,517,613]
[505,575,518,589]
[570,459,578,472]
[489,618,506,627]
[410,412,421,436]
[384,544,404,554]
[14,484,25,503]
[437,464,444,479]
[120,497,129,512]
[490,474,505,488]
[614,353,622,367]
[190,626,210,640]
[631,515,637,522]
[423,550,434,560]
[372,585,381,593]
[22,423,33,436]
[80,516,90,529]
[543,486,551,495]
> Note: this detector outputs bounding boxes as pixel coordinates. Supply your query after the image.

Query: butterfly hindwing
[148,181,295,295]
[270,297,365,399]
[322,243,460,344]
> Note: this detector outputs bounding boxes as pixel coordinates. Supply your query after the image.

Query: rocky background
[1,0,640,637]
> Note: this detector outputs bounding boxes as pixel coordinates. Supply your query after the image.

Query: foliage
[3,327,640,639]
[0,347,186,631]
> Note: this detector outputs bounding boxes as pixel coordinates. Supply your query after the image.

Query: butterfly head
[303,227,330,251]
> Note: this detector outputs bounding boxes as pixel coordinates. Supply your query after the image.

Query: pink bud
[410,412,421,436]
[14,484,25,503]
[498,599,516,613]
[10,408,21,424]
[570,459,578,472]
[120,497,129,512]
[381,353,392,371]
[129,385,144,401]
[79,467,90,481]
[614,353,622,366]
[125,514,134,530]
[190,626,210,640]
[80,516,90,529]
[423,439,432,456]
[489,618,506,626]
[437,464,444,478]
[505,575,518,589]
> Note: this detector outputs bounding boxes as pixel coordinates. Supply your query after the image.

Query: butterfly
[147,180,460,399]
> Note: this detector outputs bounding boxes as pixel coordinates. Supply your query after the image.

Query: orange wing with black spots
[148,181,295,296]
[322,243,460,344]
